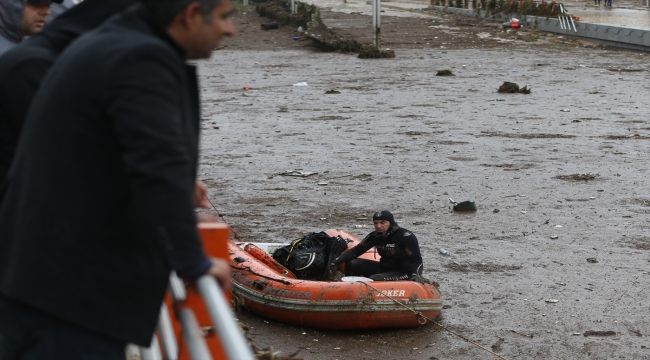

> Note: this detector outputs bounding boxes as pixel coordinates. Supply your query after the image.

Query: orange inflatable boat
[229,229,443,329]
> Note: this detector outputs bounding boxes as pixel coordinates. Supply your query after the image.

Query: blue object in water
[439,248,450,256]
[293,36,299,40]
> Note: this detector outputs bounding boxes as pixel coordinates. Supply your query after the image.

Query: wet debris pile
[478,131,575,139]
[256,0,313,28]
[604,134,650,140]
[444,261,522,273]
[436,70,454,76]
[606,68,645,72]
[254,347,303,360]
[620,235,650,251]
[433,0,562,18]
[351,173,373,181]
[583,330,617,337]
[358,45,395,59]
[480,163,535,170]
[256,0,364,52]
[555,173,599,181]
[240,323,305,360]
[452,200,477,212]
[278,170,317,177]
[497,81,531,94]
[491,338,505,353]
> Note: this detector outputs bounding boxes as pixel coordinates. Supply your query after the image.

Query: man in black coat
[0,0,234,358]
[330,210,425,282]
[0,0,135,185]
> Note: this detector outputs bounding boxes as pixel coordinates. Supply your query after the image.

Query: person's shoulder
[0,43,55,72]
[72,6,177,61]
[66,21,181,75]
[0,50,54,96]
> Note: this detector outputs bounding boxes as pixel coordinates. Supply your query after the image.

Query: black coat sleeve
[0,56,51,182]
[403,232,423,275]
[105,50,207,278]
[334,233,376,264]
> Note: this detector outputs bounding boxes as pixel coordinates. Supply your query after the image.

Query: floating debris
[555,173,599,181]
[279,171,318,177]
[436,70,454,76]
[497,81,531,94]
[606,68,644,72]
[351,173,373,181]
[584,330,616,337]
[260,23,279,30]
[453,201,477,212]
[358,45,395,59]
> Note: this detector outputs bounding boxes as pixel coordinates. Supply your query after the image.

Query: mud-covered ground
[198,5,650,360]
[221,4,615,52]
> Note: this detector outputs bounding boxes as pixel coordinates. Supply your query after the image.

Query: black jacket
[0,0,134,184]
[0,4,207,345]
[340,225,424,275]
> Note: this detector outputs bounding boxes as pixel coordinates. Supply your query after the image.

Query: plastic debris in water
[453,201,477,211]
[439,248,450,256]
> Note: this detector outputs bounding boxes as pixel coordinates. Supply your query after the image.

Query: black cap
[373,210,396,226]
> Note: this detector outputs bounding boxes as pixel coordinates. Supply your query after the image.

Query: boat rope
[205,196,243,242]
[231,264,292,285]
[359,281,510,360]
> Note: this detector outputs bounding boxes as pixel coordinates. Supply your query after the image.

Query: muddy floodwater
[197,9,650,359]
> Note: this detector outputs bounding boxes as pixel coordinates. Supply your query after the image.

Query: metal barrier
[196,276,254,360]
[133,272,255,360]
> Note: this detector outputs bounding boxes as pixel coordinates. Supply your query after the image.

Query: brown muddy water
[196,42,650,359]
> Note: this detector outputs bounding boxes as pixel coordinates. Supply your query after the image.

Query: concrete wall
[429,6,650,51]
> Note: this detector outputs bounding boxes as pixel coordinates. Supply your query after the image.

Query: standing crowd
[0,0,234,358]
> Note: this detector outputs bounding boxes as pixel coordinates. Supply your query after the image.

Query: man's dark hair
[139,0,222,27]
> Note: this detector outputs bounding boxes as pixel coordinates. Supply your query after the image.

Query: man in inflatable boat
[329,210,424,283]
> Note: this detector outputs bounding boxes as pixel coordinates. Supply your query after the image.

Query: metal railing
[133,272,255,360]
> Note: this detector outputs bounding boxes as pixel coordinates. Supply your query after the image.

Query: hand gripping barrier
[133,223,255,360]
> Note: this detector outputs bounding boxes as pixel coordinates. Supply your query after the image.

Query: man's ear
[177,2,204,30]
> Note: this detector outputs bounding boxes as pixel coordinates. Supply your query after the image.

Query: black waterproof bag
[272,232,348,280]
